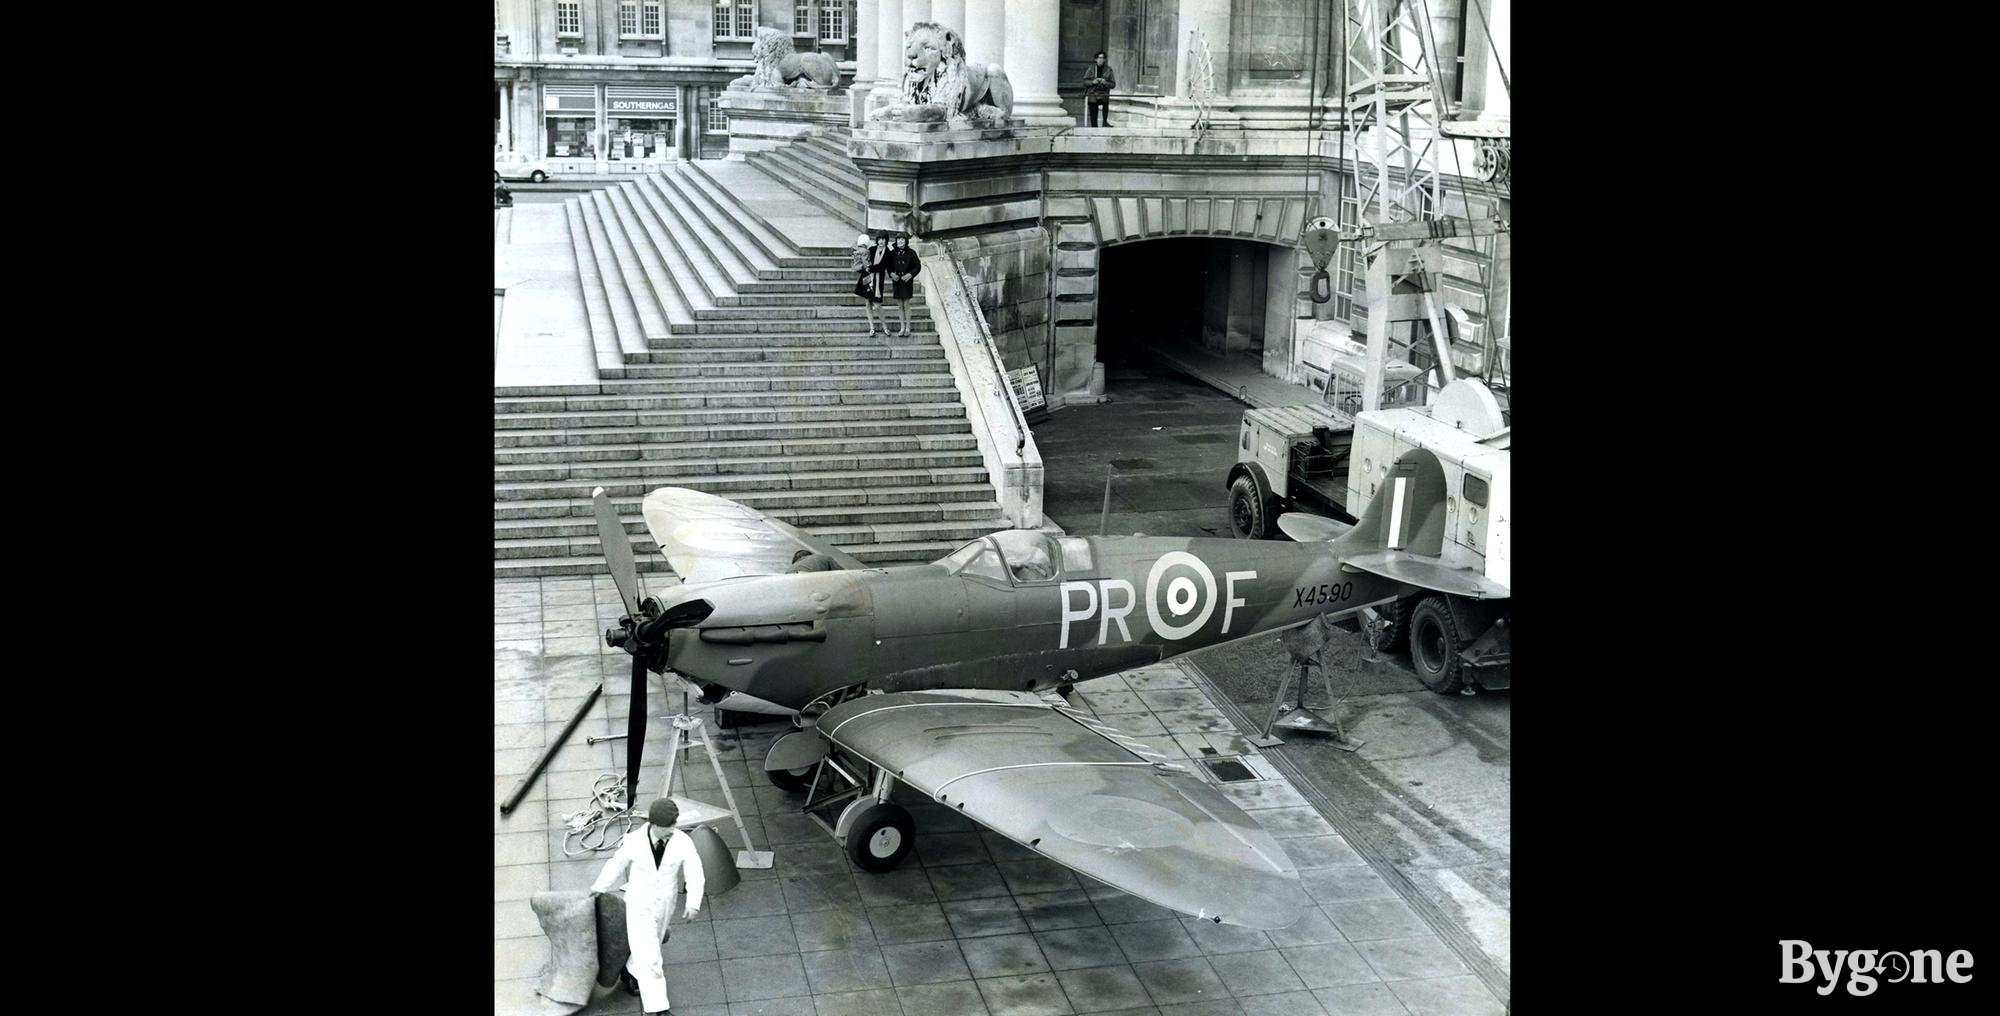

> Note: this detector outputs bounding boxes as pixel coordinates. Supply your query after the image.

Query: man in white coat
[591,797,707,1015]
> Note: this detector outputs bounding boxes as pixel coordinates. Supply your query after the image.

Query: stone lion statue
[727,26,841,91]
[868,21,1013,124]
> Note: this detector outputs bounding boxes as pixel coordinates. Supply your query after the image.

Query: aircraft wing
[640,487,866,583]
[817,690,1308,930]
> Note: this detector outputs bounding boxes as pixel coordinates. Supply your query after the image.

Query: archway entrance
[1093,236,1295,391]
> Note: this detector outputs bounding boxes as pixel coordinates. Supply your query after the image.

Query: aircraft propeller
[590,487,712,811]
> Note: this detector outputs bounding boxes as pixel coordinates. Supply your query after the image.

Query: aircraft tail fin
[1333,452,1508,600]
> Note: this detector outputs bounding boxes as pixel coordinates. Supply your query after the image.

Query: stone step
[494,432,980,465]
[748,147,866,230]
[565,203,625,374]
[587,375,949,395]
[691,302,928,322]
[630,344,943,364]
[496,500,1004,539]
[678,161,851,259]
[591,188,701,335]
[774,136,868,191]
[652,167,837,270]
[494,464,991,501]
[496,521,996,561]
[644,331,937,349]
[612,360,946,379]
[629,176,762,303]
[494,449,986,482]
[494,417,972,449]
[664,319,935,336]
[495,537,964,576]
[495,385,965,414]
[610,181,723,313]
[492,483,1004,520]
[492,402,967,429]
[581,192,664,346]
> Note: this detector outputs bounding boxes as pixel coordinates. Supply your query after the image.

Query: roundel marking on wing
[1043,796,1195,849]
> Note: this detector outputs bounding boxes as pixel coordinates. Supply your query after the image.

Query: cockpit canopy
[936,531,1091,585]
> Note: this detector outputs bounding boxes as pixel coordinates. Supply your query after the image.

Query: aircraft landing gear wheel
[1229,475,1273,540]
[1408,596,1465,695]
[767,764,816,792]
[845,802,915,872]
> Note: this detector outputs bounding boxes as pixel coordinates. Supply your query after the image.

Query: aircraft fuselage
[663,535,1405,712]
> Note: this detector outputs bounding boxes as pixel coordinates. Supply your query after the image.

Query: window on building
[818,0,845,43]
[706,102,729,133]
[620,0,662,38]
[557,1,580,36]
[715,1,753,40]
[794,1,812,36]
[1334,193,1360,321]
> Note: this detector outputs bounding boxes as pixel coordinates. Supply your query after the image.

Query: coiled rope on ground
[560,773,649,856]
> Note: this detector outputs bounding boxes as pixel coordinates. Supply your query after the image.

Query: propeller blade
[591,486,642,618]
[625,650,647,811]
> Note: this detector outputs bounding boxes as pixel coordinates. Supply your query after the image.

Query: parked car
[494,157,552,183]
[494,170,513,208]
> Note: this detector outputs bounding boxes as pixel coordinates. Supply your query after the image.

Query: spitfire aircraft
[590,458,1501,931]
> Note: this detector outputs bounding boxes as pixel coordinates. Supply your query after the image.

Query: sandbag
[594,890,631,988]
[529,891,598,1009]
[687,824,740,897]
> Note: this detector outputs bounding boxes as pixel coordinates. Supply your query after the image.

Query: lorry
[1227,375,1510,695]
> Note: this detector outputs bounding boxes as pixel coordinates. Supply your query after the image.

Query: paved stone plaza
[496,576,1506,1016]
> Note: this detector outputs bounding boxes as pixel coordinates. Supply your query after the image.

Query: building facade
[495,1,860,170]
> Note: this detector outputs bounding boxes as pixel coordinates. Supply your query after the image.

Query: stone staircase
[740,127,868,231]
[494,155,1010,578]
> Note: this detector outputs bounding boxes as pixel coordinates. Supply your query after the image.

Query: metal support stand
[1252,616,1365,752]
[659,712,775,869]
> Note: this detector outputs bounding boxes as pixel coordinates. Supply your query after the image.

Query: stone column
[499,85,512,152]
[962,0,1003,70]
[905,0,930,26]
[1175,0,1231,101]
[1459,0,1509,123]
[1003,0,1071,124]
[877,0,905,84]
[856,0,879,83]
[931,0,963,36]
[853,0,881,127]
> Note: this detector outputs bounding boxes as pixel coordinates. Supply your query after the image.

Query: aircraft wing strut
[816,690,1308,930]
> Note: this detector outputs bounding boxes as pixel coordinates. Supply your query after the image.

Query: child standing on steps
[852,233,888,336]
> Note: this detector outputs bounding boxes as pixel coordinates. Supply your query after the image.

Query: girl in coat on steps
[852,233,888,336]
[887,233,922,337]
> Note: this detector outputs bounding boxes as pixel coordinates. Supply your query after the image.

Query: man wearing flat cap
[592,797,707,1016]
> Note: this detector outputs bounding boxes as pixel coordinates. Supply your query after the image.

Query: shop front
[537,83,684,174]
[543,84,599,174]
[604,86,679,172]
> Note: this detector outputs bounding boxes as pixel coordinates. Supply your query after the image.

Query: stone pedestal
[719,91,854,154]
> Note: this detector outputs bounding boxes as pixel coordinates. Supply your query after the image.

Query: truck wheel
[1229,475,1273,540]
[845,802,916,871]
[1408,596,1465,694]
[1372,596,1415,654]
